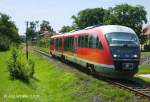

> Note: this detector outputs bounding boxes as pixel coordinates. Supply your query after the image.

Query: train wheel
[50,51,52,55]
[50,51,53,56]
[50,51,56,58]
[87,64,96,75]
[61,55,66,63]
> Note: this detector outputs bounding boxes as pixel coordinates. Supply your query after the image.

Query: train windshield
[105,32,139,46]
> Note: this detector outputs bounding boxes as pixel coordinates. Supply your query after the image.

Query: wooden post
[25,21,29,60]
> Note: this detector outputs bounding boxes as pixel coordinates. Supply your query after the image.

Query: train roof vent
[69,29,80,33]
[69,30,76,33]
[84,24,102,30]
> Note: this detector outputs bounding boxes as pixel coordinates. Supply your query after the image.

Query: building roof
[143,24,150,35]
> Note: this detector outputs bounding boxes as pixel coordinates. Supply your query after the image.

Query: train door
[73,36,78,56]
[53,38,56,54]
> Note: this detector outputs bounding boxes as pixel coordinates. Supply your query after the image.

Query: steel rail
[104,78,150,100]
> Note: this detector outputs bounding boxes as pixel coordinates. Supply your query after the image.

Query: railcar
[49,25,140,78]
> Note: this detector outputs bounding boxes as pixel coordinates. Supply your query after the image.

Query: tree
[72,8,106,29]
[36,20,54,48]
[0,13,20,50]
[71,4,147,44]
[103,7,118,24]
[0,13,20,42]
[104,4,147,41]
[39,20,54,35]
[26,21,38,40]
[59,25,74,33]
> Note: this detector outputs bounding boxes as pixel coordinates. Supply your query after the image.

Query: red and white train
[49,25,140,78]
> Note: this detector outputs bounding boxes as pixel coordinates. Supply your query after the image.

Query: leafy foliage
[0,36,10,51]
[144,45,150,51]
[26,20,54,46]
[8,47,34,82]
[39,20,54,35]
[104,4,147,38]
[59,25,74,33]
[37,38,50,48]
[0,13,20,51]
[72,8,106,29]
[140,35,148,45]
[0,13,20,42]
[26,21,39,40]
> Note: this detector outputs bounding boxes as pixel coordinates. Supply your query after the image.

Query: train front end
[101,25,140,78]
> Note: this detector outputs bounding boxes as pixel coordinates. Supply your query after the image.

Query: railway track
[104,78,150,100]
[34,49,150,101]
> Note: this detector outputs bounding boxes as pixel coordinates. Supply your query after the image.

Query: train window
[64,37,68,51]
[84,35,88,47]
[81,36,84,47]
[55,39,58,50]
[50,39,54,45]
[56,39,58,49]
[92,35,97,48]
[78,35,88,48]
[64,37,74,51]
[55,38,62,50]
[78,34,102,49]
[88,35,93,48]
[69,37,73,50]
[96,36,103,49]
[78,36,81,47]
[88,34,103,49]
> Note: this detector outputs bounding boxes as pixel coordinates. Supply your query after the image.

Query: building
[142,24,150,51]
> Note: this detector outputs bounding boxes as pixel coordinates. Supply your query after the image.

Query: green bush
[144,45,150,51]
[37,38,50,48]
[0,36,10,51]
[8,47,34,82]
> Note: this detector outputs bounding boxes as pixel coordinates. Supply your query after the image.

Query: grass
[0,51,149,102]
[36,46,49,53]
[142,52,150,54]
[138,65,150,74]
[135,65,150,82]
[136,76,150,82]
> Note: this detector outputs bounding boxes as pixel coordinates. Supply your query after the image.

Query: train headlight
[133,54,138,58]
[113,54,117,58]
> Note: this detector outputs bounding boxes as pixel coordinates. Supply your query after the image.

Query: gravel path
[141,54,150,66]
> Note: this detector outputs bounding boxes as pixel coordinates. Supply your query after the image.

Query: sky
[0,0,150,35]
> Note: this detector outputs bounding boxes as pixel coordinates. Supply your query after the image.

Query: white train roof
[51,25,136,38]
[99,25,136,35]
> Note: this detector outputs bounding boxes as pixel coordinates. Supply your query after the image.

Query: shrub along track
[33,49,150,101]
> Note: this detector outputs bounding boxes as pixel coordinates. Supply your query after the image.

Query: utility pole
[25,21,29,60]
